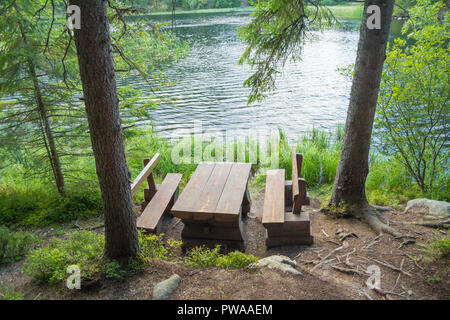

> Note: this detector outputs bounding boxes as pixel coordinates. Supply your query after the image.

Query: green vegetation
[326,4,363,20]
[185,245,258,269]
[138,231,182,261]
[377,0,449,196]
[22,230,258,286]
[0,181,102,228]
[117,0,244,11]
[0,282,24,300]
[0,226,36,265]
[424,233,450,260]
[23,231,105,285]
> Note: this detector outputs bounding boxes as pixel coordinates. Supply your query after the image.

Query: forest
[0,0,448,303]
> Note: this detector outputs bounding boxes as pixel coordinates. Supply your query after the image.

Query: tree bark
[330,0,394,207]
[29,63,66,196]
[15,13,66,196]
[328,0,401,237]
[70,0,139,261]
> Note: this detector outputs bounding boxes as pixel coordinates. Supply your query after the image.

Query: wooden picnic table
[171,162,252,251]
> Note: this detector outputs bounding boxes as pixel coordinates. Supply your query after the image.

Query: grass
[327,4,364,20]
[424,233,450,260]
[0,282,24,300]
[0,125,448,230]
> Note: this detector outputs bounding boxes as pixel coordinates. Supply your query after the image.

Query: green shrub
[216,251,258,269]
[138,231,182,261]
[425,235,450,260]
[0,226,36,266]
[185,246,222,267]
[185,245,258,269]
[23,231,104,285]
[105,260,127,280]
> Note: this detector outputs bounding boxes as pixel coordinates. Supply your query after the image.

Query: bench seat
[261,149,313,247]
[137,173,182,233]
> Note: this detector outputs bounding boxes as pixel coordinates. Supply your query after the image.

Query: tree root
[391,219,450,229]
[359,205,402,238]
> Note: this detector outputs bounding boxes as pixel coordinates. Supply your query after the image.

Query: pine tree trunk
[70,0,139,261]
[16,16,66,196]
[29,63,66,196]
[330,0,395,208]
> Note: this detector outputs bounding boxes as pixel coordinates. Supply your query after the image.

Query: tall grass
[1,125,448,229]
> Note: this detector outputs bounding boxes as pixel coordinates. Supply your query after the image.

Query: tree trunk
[328,0,401,237]
[330,0,394,207]
[70,0,139,261]
[15,15,66,196]
[29,63,66,196]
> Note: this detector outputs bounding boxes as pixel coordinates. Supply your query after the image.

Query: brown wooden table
[171,162,252,251]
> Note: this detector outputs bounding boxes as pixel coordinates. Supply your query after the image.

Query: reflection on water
[120,12,361,142]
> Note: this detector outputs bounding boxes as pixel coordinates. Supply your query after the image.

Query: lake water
[122,12,361,142]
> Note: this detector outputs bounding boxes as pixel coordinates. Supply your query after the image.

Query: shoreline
[133,4,364,20]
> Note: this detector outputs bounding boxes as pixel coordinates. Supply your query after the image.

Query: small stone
[152,274,181,300]
[249,255,301,276]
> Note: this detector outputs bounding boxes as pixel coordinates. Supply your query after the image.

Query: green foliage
[0,182,102,228]
[0,0,190,192]
[0,226,36,266]
[138,231,182,261]
[322,201,350,218]
[185,246,222,267]
[185,245,258,269]
[0,282,24,300]
[105,260,127,280]
[238,0,336,104]
[215,250,258,269]
[23,231,105,285]
[376,0,449,196]
[424,233,450,260]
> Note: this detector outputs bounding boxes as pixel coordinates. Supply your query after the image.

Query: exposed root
[360,205,402,238]
[393,219,450,229]
[371,205,394,212]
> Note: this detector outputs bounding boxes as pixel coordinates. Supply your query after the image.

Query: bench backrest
[131,153,161,197]
[291,149,306,214]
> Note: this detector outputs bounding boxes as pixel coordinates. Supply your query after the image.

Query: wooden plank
[262,169,285,225]
[171,162,215,220]
[194,162,233,221]
[292,149,299,198]
[292,149,304,214]
[137,173,182,233]
[143,158,157,201]
[215,163,252,222]
[131,153,160,197]
[296,153,303,177]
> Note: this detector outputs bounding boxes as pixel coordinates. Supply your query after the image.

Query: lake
[122,12,362,142]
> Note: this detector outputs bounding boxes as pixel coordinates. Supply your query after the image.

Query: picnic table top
[171,162,252,222]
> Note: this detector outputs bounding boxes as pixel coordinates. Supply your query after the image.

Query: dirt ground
[1,189,449,300]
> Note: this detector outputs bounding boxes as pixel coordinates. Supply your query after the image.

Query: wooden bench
[130,153,182,234]
[262,149,313,247]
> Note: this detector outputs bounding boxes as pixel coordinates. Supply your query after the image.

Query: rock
[249,255,301,276]
[152,274,181,300]
[405,199,450,218]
